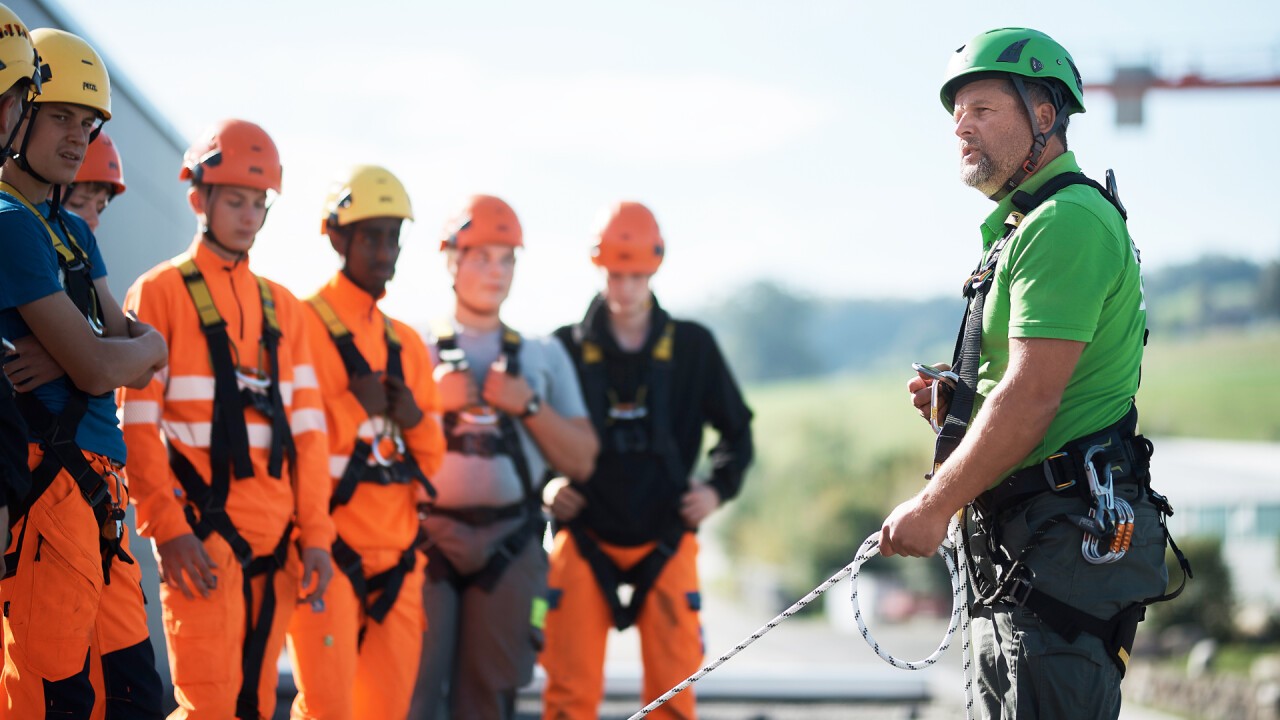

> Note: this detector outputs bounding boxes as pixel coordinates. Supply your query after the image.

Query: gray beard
[960,153,1000,195]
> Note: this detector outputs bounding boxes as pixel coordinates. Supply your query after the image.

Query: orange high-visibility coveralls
[285,272,444,720]
[120,241,335,720]
[541,530,703,720]
[1,449,157,719]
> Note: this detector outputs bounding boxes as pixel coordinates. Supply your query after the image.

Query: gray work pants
[408,536,546,720]
[968,481,1169,719]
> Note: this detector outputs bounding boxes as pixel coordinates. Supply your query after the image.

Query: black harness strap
[308,295,436,510]
[563,305,687,625]
[0,184,128,583]
[306,294,435,631]
[427,322,547,592]
[173,260,299,720]
[568,523,686,631]
[938,171,1189,677]
[331,532,421,647]
[169,446,292,720]
[936,172,1128,473]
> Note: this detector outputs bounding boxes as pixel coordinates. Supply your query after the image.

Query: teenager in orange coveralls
[119,119,335,720]
[286,165,445,719]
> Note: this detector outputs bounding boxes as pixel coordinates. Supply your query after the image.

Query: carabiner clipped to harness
[370,417,405,468]
[1080,445,1134,565]
[458,405,500,426]
[236,367,272,392]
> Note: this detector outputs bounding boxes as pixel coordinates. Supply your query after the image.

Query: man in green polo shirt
[878,28,1176,719]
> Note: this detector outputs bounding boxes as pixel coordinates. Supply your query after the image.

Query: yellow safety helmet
[321,165,413,235]
[0,5,40,101]
[31,28,109,120]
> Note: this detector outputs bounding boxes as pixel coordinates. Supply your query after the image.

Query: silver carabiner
[1081,445,1134,565]
[370,417,405,467]
[458,406,500,426]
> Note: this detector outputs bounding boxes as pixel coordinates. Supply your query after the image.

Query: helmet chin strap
[993,75,1068,199]
[199,185,270,263]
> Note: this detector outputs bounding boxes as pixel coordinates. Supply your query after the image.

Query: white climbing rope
[628,519,973,720]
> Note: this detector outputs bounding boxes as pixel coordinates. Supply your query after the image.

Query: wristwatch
[519,392,542,419]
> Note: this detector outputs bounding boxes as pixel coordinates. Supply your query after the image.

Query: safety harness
[0,182,130,585]
[936,170,1191,676]
[307,293,435,644]
[563,308,687,630]
[171,257,296,720]
[424,323,544,593]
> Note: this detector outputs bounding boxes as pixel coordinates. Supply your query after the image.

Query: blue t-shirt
[0,192,127,463]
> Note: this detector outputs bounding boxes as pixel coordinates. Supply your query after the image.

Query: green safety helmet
[940,27,1085,116]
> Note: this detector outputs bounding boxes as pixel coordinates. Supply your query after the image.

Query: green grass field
[721,324,1280,593]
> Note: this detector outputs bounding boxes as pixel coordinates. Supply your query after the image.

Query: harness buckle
[81,478,110,507]
[1006,577,1034,607]
[458,406,499,426]
[608,403,648,421]
[1041,452,1075,492]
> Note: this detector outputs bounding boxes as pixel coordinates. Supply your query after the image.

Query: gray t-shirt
[425,322,588,571]
[429,322,588,506]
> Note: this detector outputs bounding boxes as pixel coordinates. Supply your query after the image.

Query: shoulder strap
[1,181,104,334]
[1010,171,1127,222]
[307,294,373,378]
[646,321,685,496]
[500,325,522,377]
[175,258,255,482]
[256,278,293,479]
[935,170,1128,472]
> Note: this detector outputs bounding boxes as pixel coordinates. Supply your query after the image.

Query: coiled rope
[628,519,973,720]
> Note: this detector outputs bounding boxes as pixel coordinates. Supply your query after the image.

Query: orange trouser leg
[162,533,298,720]
[287,562,358,720]
[540,530,629,720]
[1,451,160,719]
[287,548,424,720]
[541,530,703,720]
[352,551,425,719]
[635,533,702,720]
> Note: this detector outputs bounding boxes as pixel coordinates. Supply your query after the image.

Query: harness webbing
[935,170,1188,679]
[426,322,543,590]
[169,446,292,720]
[569,522,685,631]
[305,294,434,631]
[0,182,126,583]
[565,307,687,627]
[331,533,421,647]
[172,258,297,720]
[306,294,435,511]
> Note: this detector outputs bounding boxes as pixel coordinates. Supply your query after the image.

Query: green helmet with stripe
[940,27,1085,116]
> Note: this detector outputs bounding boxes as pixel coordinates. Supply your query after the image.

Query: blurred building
[12,0,192,300]
[11,0,194,699]
[1154,439,1280,609]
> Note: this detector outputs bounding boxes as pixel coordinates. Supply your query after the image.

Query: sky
[53,0,1280,334]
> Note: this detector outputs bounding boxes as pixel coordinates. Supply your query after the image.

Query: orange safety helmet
[179,118,282,193]
[73,130,125,196]
[439,194,522,251]
[591,201,664,274]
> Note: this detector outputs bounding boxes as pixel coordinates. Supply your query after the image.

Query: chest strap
[570,313,687,537]
[933,172,1128,473]
[176,258,294,483]
[434,321,536,506]
[307,295,435,509]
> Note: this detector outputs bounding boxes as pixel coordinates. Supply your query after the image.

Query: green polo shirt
[973,151,1147,474]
